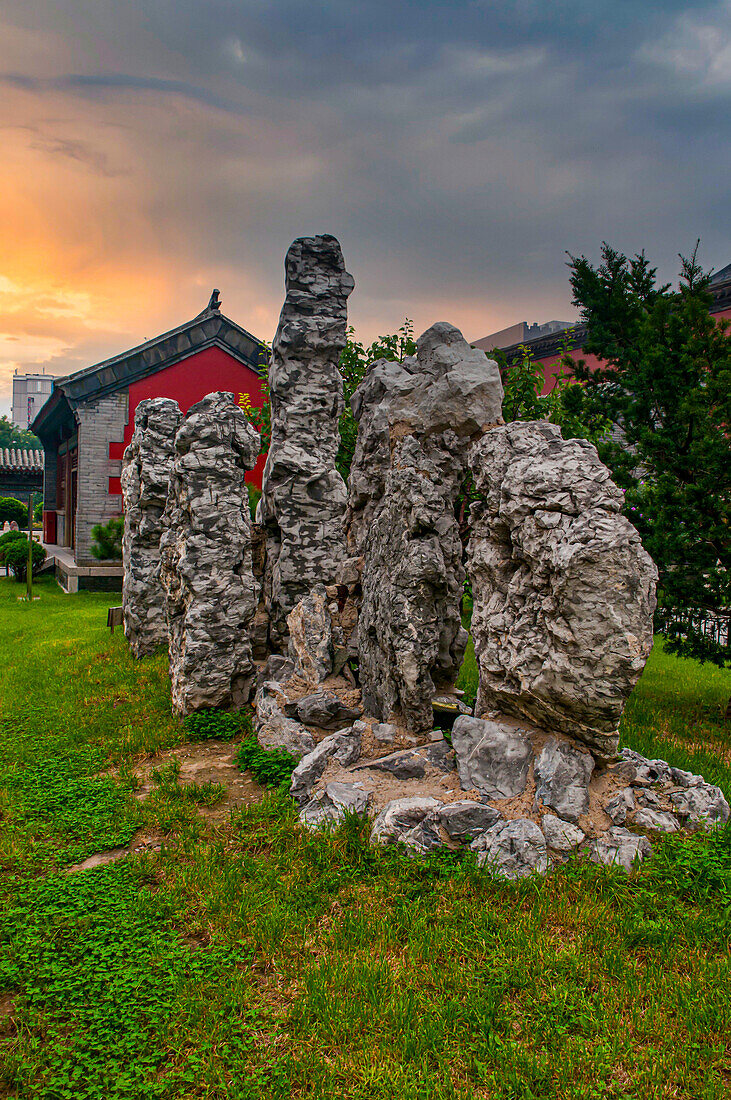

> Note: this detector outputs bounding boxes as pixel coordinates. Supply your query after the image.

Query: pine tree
[567,243,731,666]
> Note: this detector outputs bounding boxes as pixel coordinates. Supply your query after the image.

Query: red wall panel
[108,345,267,488]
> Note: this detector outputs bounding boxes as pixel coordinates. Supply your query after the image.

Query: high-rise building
[11,372,56,430]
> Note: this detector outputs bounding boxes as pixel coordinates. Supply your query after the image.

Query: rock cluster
[346,321,503,732]
[121,398,181,657]
[261,234,354,648]
[159,392,261,715]
[274,679,729,877]
[468,421,658,760]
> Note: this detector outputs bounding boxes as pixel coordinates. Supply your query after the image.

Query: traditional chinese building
[32,292,266,590]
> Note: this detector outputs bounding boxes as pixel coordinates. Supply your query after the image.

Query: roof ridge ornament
[207,288,221,313]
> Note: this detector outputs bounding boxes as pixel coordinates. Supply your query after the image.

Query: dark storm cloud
[0,0,729,344]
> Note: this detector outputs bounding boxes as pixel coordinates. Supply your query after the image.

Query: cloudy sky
[1,0,729,415]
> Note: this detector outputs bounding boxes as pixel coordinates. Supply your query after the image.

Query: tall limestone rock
[468,420,658,760]
[159,391,261,716]
[347,322,503,732]
[261,234,354,648]
[121,398,181,657]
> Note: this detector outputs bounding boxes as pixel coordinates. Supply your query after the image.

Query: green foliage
[91,517,123,560]
[0,414,41,451]
[2,583,731,1098]
[150,759,227,808]
[235,734,298,788]
[0,496,28,527]
[246,482,262,520]
[4,538,46,581]
[183,707,252,743]
[499,331,612,445]
[33,499,43,525]
[336,319,417,481]
[567,243,731,665]
[0,528,27,566]
[243,321,417,484]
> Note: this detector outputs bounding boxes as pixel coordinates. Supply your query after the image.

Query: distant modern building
[11,371,56,431]
[473,319,573,354]
[32,291,266,591]
[475,264,731,393]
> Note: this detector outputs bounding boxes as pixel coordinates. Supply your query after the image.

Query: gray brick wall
[74,392,128,564]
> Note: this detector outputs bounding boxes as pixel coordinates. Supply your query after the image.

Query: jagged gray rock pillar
[159,391,261,716]
[261,234,354,648]
[467,420,658,760]
[347,322,503,732]
[121,398,181,657]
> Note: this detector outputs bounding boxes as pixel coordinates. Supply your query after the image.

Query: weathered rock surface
[451,716,532,798]
[605,788,635,826]
[588,827,652,872]
[370,796,443,845]
[289,723,364,803]
[356,741,455,781]
[439,801,502,842]
[471,819,548,879]
[468,421,658,760]
[630,807,680,834]
[121,398,181,657]
[541,814,585,852]
[533,739,594,823]
[287,586,334,684]
[159,392,261,715]
[254,681,316,759]
[669,784,730,829]
[262,235,353,647]
[347,321,503,732]
[283,692,362,729]
[300,782,370,829]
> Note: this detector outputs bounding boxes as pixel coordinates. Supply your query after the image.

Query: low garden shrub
[5,538,47,581]
[183,708,252,743]
[235,734,298,788]
[0,528,28,568]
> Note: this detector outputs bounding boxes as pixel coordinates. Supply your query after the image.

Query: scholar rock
[468,421,658,760]
[121,398,181,657]
[533,739,594,823]
[471,819,548,879]
[347,322,503,732]
[451,716,532,798]
[159,392,261,715]
[262,235,353,646]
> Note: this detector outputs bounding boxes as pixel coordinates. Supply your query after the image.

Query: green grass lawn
[1,575,730,1099]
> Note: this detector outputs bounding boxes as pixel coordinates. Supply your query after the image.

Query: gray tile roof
[0,448,44,472]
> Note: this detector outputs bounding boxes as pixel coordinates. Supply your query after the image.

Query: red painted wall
[108,345,267,491]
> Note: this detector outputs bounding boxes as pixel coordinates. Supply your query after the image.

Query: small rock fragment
[630,808,680,834]
[300,782,371,830]
[451,716,532,798]
[587,827,652,872]
[669,784,730,829]
[373,722,397,744]
[541,813,585,852]
[605,787,635,826]
[471,819,548,879]
[287,586,333,684]
[533,739,594,823]
[370,796,443,845]
[438,801,502,843]
[284,693,363,729]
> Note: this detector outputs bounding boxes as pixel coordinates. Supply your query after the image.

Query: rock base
[251,672,729,878]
